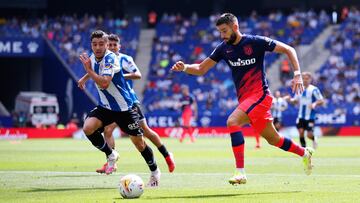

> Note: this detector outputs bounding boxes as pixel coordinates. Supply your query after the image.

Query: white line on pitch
[0,171,359,178]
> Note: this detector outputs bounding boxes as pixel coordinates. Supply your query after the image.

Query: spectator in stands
[178,85,197,143]
[280,59,291,84]
[148,11,157,28]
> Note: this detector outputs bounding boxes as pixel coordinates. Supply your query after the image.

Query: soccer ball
[118,174,144,199]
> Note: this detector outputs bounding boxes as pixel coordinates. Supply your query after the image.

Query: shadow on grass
[113,191,301,200]
[45,175,100,178]
[23,187,114,193]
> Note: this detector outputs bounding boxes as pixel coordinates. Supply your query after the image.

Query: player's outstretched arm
[171,57,217,76]
[123,71,141,80]
[122,57,142,80]
[311,99,325,109]
[273,41,304,95]
[77,73,90,90]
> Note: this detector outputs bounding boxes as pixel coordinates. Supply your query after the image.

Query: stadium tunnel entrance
[0,57,42,111]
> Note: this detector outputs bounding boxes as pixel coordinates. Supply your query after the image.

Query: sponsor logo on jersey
[228,58,256,67]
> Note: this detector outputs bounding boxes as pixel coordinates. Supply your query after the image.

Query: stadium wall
[42,43,94,124]
[1,126,359,139]
[145,114,359,128]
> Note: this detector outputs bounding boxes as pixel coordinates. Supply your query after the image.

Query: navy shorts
[87,106,143,136]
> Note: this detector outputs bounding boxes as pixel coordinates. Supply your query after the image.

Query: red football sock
[232,144,245,168]
[229,127,245,168]
[276,136,305,156]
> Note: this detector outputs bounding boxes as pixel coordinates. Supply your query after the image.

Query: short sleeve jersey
[209,34,277,101]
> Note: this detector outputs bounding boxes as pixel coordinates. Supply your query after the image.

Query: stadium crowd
[1,8,359,123]
[143,10,331,117]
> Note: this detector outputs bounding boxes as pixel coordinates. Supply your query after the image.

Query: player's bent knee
[307,133,314,139]
[131,136,146,151]
[227,118,241,127]
[134,142,146,151]
[83,125,96,136]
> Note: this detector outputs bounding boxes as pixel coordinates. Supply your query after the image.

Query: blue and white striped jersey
[295,84,323,120]
[117,53,140,104]
[271,97,288,118]
[90,50,135,111]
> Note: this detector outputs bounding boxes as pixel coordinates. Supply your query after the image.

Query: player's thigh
[139,119,153,136]
[83,117,103,134]
[227,107,250,126]
[140,119,163,146]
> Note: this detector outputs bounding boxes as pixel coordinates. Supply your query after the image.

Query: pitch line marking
[0,171,359,178]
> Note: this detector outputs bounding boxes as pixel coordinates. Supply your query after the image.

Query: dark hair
[216,13,237,26]
[90,30,108,41]
[108,33,120,43]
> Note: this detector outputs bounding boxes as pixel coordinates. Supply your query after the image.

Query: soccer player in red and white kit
[171,13,314,185]
[179,85,198,143]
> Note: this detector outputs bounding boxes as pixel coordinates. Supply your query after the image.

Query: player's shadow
[140,191,301,200]
[23,187,113,193]
[45,175,99,178]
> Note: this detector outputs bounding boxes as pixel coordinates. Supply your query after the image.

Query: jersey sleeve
[313,88,324,100]
[101,53,120,77]
[209,43,223,62]
[255,35,277,52]
[121,55,139,73]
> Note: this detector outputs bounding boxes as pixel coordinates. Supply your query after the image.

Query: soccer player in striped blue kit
[171,13,314,185]
[90,34,175,185]
[271,90,288,131]
[286,72,324,149]
[78,30,160,186]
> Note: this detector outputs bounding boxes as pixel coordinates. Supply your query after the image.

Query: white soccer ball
[118,174,144,199]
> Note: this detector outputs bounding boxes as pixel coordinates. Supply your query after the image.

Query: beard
[225,32,237,45]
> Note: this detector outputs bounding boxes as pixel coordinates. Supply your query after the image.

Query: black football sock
[299,137,306,147]
[158,145,169,158]
[86,129,112,156]
[141,145,158,171]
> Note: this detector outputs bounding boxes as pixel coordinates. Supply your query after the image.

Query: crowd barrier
[0,126,359,139]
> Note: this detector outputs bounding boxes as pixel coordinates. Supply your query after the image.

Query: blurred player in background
[171,13,314,185]
[96,34,175,177]
[286,72,324,149]
[78,30,161,187]
[179,85,198,143]
[271,90,288,131]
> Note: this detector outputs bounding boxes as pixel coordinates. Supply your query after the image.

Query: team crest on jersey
[243,45,253,55]
[104,64,113,69]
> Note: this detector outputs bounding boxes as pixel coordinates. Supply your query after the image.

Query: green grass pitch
[0,136,359,202]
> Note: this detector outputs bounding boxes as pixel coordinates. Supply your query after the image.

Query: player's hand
[292,74,304,95]
[79,52,92,72]
[171,61,186,72]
